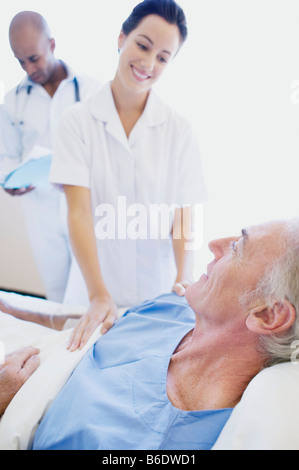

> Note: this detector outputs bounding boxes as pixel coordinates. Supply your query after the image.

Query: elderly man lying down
[2,218,299,450]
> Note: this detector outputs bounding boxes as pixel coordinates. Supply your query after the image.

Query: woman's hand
[67,296,118,351]
[172,280,192,297]
[4,185,35,196]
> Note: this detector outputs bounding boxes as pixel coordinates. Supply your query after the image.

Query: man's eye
[231,241,237,252]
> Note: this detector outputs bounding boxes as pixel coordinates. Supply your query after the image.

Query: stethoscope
[12,76,80,127]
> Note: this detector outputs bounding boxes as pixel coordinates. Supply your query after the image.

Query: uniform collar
[17,75,33,92]
[17,61,76,92]
[60,61,77,82]
[90,81,167,128]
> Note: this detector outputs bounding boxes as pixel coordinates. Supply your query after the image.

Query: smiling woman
[48,0,208,351]
[112,0,187,127]
[114,14,182,135]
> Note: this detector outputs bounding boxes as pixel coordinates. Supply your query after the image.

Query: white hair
[240,218,299,367]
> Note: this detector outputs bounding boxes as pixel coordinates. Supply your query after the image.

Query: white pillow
[213,362,299,450]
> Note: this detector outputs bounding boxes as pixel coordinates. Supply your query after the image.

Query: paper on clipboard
[0,145,52,189]
[1,146,53,189]
[3,154,52,189]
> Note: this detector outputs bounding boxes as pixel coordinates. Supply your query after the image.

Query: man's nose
[208,237,232,260]
[24,62,37,77]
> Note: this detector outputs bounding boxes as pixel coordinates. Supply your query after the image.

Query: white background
[0,0,298,293]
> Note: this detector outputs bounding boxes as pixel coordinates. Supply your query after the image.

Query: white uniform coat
[50,82,208,307]
[0,65,102,301]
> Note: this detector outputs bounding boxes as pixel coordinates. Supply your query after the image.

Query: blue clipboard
[2,154,52,189]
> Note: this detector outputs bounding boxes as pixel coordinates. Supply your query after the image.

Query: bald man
[8,12,66,100]
[0,12,102,302]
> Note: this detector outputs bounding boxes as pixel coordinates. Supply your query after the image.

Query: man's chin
[185,276,208,306]
[30,74,44,84]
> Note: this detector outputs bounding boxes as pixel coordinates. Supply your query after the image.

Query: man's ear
[50,37,56,54]
[246,300,296,335]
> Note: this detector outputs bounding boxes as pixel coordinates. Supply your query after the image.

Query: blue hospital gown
[33,294,232,450]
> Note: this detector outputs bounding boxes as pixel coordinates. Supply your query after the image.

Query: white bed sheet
[0,291,99,450]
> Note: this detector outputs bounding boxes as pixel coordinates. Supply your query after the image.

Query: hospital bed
[0,290,299,450]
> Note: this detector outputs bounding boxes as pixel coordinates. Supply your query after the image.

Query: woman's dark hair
[122,0,188,44]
